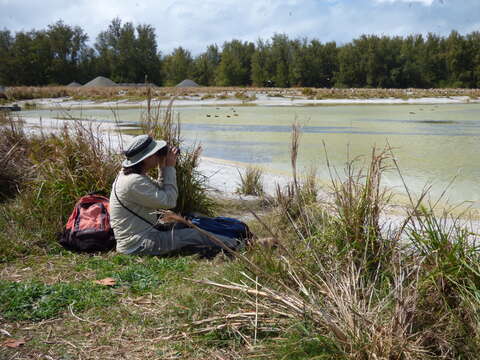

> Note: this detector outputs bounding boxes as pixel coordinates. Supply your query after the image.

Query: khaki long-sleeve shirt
[109,167,178,253]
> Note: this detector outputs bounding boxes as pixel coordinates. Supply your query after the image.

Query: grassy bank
[4,85,480,103]
[1,109,479,359]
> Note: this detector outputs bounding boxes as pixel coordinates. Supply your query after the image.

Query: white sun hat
[122,135,167,167]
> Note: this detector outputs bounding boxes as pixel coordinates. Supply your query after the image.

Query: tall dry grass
[0,113,32,201]
[181,125,480,359]
[0,116,120,261]
[137,94,216,216]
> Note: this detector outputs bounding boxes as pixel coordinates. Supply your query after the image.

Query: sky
[1,0,479,55]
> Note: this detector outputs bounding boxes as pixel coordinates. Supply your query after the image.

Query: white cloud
[375,0,435,4]
[0,0,477,55]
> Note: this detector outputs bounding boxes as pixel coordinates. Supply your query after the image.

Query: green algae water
[23,103,480,208]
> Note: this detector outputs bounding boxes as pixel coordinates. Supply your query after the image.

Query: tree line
[0,19,479,88]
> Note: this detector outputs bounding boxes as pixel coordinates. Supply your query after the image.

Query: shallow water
[23,103,480,208]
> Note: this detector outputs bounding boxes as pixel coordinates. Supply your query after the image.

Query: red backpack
[58,194,116,252]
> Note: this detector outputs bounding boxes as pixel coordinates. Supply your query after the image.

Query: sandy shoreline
[14,93,480,110]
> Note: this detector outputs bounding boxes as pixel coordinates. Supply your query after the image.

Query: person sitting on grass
[109,134,241,257]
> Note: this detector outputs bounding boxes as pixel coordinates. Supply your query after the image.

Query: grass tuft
[236,166,265,196]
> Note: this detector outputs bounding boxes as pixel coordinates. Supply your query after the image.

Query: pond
[22,103,480,208]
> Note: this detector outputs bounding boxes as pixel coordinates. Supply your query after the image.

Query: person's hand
[165,146,179,167]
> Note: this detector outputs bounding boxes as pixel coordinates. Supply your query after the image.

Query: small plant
[234,92,257,102]
[302,87,316,96]
[23,102,37,110]
[236,166,264,196]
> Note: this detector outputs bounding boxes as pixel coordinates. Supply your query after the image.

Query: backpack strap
[113,175,156,227]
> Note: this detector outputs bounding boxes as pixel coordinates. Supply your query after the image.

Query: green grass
[78,255,191,294]
[0,279,116,321]
[268,323,344,360]
[0,254,194,321]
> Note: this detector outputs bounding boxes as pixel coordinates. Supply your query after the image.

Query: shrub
[302,87,316,96]
[29,123,120,203]
[234,92,257,102]
[328,147,394,272]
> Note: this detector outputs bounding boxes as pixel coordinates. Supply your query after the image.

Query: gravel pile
[176,79,199,88]
[82,76,117,87]
[67,81,82,87]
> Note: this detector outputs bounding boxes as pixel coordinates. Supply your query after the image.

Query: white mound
[82,76,117,88]
[175,79,200,88]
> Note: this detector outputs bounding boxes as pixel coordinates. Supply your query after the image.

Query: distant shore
[2,86,479,109]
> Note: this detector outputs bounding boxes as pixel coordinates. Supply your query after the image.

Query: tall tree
[94,18,161,83]
[270,34,293,87]
[251,38,273,86]
[192,44,220,86]
[163,47,193,86]
[335,42,364,87]
[419,33,446,87]
[0,30,14,85]
[135,24,162,85]
[9,30,51,85]
[445,30,470,87]
[46,20,88,84]
[216,40,255,86]
[466,31,480,87]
